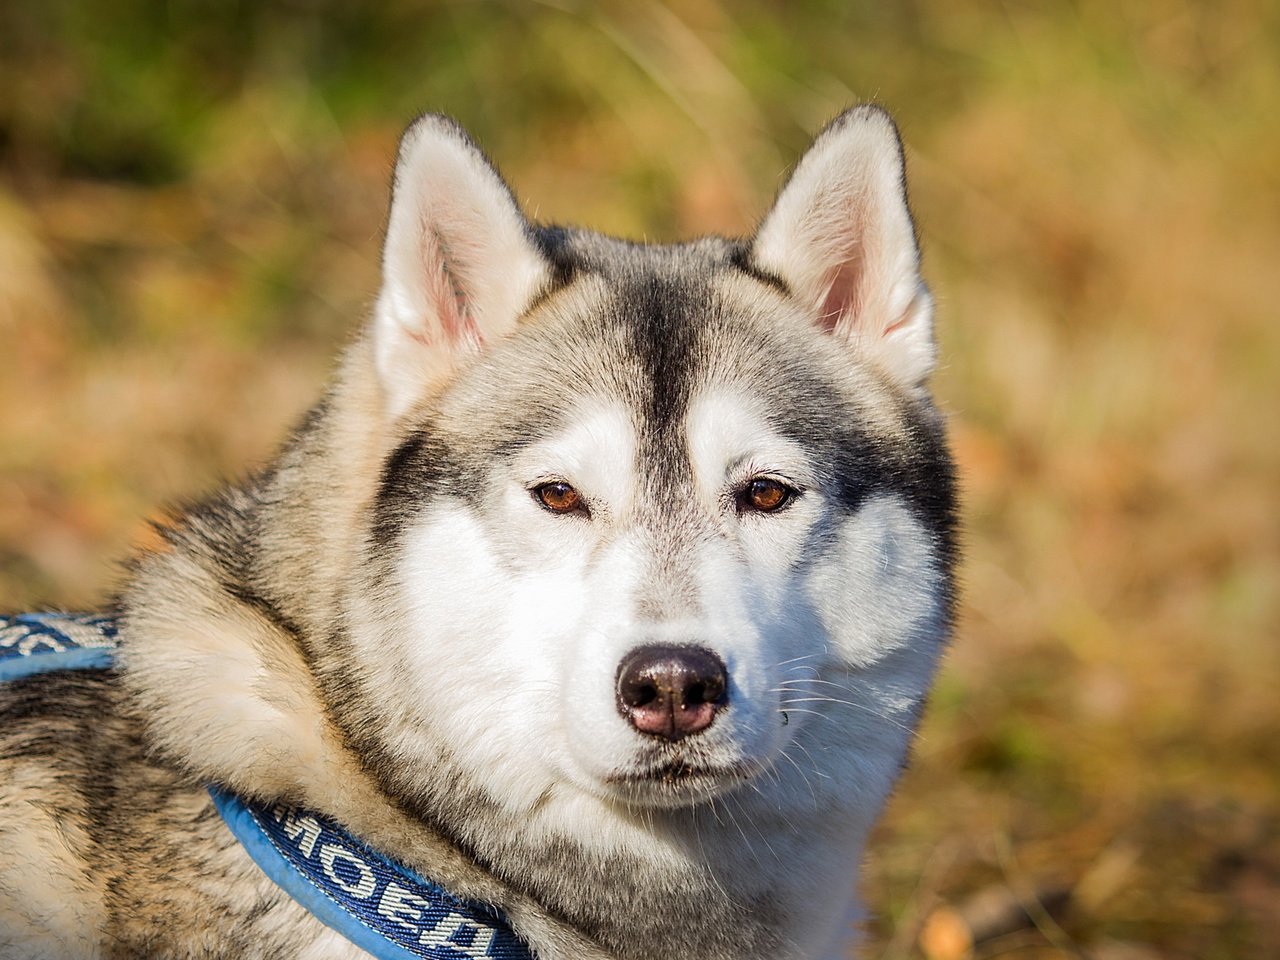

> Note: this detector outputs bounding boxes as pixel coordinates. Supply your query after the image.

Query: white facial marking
[807,494,947,669]
[371,386,944,835]
[685,387,820,594]
[508,398,639,522]
[380,399,644,814]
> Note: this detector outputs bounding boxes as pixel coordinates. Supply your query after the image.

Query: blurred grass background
[1,1,1276,957]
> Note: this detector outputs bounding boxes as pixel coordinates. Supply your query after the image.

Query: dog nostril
[686,673,725,707]
[616,645,729,742]
[622,678,659,709]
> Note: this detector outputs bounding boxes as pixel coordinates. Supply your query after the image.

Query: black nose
[616,645,728,742]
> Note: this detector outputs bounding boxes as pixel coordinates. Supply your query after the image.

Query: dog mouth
[604,756,759,804]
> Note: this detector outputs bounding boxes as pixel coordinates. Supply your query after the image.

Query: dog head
[337,109,956,828]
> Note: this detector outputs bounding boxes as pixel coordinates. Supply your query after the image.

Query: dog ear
[374,115,549,419]
[752,105,934,390]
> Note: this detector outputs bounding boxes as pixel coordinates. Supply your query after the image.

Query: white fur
[753,106,935,389]
[350,384,946,921]
[374,393,801,817]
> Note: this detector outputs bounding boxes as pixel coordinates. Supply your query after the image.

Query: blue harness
[0,613,534,960]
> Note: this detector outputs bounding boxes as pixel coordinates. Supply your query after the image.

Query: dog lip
[605,758,756,786]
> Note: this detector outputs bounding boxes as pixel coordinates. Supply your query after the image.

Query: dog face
[339,110,955,831]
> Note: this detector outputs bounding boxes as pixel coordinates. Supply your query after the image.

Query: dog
[0,105,957,959]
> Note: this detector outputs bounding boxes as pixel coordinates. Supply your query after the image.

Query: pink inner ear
[418,225,479,346]
[817,250,865,334]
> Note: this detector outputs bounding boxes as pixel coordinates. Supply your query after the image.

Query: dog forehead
[524,257,835,417]
[434,245,893,470]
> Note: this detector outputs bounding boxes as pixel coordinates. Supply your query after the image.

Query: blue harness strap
[0,612,534,960]
[0,612,118,681]
[210,789,532,959]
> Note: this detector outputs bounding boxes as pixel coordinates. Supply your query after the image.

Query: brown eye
[533,481,584,515]
[740,477,795,513]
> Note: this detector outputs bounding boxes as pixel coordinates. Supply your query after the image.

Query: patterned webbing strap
[0,612,118,680]
[0,612,534,960]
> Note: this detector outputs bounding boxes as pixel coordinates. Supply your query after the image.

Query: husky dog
[0,105,956,959]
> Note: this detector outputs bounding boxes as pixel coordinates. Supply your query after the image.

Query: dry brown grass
[1,2,1276,956]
